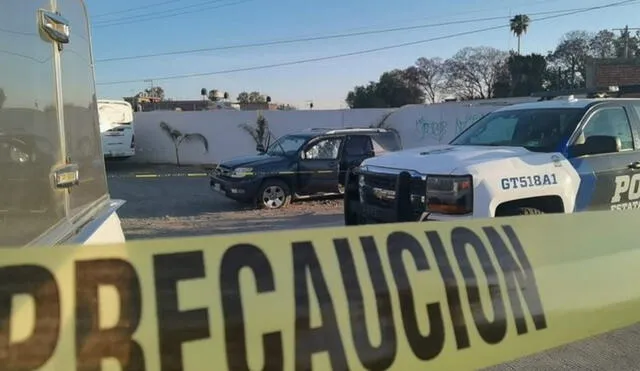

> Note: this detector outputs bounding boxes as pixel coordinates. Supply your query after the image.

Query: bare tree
[549,30,593,89]
[414,57,446,103]
[590,30,617,58]
[248,91,266,103]
[237,92,250,103]
[159,121,209,167]
[444,46,509,99]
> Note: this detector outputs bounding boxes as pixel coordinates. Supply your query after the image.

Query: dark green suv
[209,127,402,209]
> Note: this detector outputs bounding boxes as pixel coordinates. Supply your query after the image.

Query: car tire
[501,207,544,216]
[257,179,291,210]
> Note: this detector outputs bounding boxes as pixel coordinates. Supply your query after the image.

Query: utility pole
[612,26,640,58]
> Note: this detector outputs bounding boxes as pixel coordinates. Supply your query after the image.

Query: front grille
[361,172,396,208]
[364,173,397,190]
[360,171,426,219]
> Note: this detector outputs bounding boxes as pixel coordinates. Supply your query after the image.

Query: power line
[333,0,564,35]
[95,4,630,63]
[93,0,254,28]
[94,15,518,62]
[91,0,557,27]
[93,0,230,24]
[92,0,183,19]
[96,0,639,86]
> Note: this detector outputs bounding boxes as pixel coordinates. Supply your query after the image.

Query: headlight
[230,167,254,178]
[426,175,473,215]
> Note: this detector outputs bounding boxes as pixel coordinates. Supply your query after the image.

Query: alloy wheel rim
[262,185,285,208]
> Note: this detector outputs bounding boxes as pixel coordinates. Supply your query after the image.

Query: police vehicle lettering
[610,174,640,210]
[500,174,558,191]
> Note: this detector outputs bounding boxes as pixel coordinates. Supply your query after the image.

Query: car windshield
[450,108,585,153]
[266,135,308,156]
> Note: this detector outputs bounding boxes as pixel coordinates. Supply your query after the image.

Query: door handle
[629,161,640,170]
[39,9,70,44]
[53,163,79,188]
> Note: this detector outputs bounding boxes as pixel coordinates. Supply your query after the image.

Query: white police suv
[344,97,640,224]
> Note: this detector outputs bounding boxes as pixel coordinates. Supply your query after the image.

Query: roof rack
[325,127,388,134]
[302,128,333,132]
[301,127,389,134]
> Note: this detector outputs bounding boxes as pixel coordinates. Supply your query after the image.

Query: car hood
[220,153,285,168]
[361,144,535,174]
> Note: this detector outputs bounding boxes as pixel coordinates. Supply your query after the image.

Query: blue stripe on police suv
[568,158,597,212]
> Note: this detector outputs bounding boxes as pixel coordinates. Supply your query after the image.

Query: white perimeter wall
[128,97,540,165]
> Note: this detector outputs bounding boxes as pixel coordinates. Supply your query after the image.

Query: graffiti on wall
[415,112,487,143]
[455,113,484,136]
[416,117,448,143]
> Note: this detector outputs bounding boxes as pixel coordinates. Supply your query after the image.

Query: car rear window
[372,131,402,152]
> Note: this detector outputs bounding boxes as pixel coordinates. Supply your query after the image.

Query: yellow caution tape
[1,210,639,370]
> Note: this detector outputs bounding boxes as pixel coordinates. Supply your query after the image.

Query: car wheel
[257,179,291,209]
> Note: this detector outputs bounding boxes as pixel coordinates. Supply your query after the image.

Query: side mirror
[256,144,265,153]
[569,135,621,157]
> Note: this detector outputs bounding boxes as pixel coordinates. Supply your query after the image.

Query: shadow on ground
[121,213,342,240]
[108,174,343,218]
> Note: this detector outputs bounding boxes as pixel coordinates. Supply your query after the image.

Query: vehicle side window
[304,137,343,160]
[344,136,373,156]
[580,107,634,151]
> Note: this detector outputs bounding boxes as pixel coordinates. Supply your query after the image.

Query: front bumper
[345,168,427,224]
[209,175,261,202]
[103,149,135,158]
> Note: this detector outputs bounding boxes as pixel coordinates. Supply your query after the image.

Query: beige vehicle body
[0,0,126,247]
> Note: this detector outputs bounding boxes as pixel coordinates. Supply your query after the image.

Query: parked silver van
[0,0,126,246]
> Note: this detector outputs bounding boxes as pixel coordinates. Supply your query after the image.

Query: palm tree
[159,121,209,167]
[239,112,272,150]
[510,14,530,55]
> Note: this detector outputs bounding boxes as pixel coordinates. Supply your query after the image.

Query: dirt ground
[106,162,344,240]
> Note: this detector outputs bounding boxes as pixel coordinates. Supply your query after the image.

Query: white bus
[98,99,135,159]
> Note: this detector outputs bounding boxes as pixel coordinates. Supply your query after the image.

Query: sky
[87,0,640,109]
